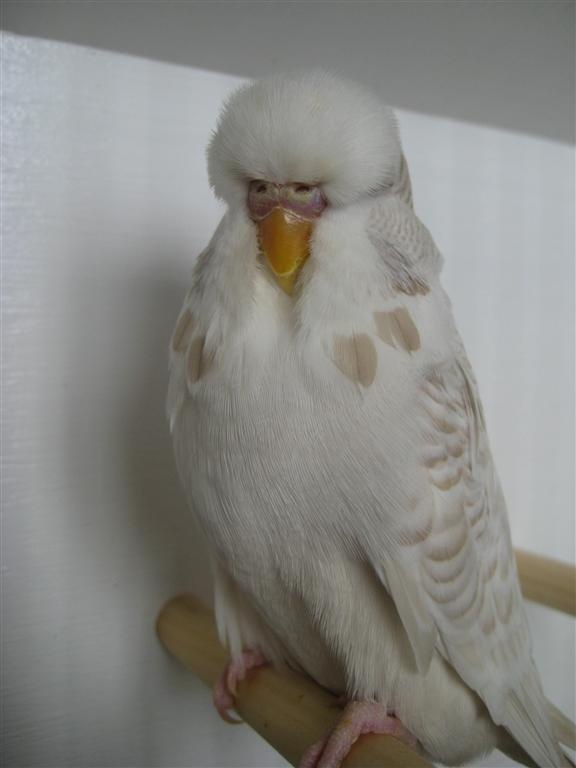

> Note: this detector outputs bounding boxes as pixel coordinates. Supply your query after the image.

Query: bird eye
[253,181,268,194]
[295,184,311,194]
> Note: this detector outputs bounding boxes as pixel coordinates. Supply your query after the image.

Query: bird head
[207,70,402,294]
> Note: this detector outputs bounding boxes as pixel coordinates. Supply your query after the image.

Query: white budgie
[167,71,574,767]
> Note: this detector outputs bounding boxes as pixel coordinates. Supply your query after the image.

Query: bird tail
[503,674,574,768]
[549,701,576,750]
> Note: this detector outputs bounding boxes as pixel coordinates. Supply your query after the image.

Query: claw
[213,673,243,723]
[299,736,328,768]
[212,648,267,724]
[227,667,239,698]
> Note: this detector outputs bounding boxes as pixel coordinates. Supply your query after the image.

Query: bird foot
[299,700,417,768]
[213,648,267,724]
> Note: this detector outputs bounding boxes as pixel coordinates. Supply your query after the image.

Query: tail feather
[504,677,571,768]
[549,701,576,750]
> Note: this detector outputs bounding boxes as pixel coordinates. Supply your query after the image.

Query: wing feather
[371,358,567,766]
[366,190,568,762]
[367,193,443,295]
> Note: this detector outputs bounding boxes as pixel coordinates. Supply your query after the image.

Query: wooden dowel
[515,549,576,616]
[156,595,431,768]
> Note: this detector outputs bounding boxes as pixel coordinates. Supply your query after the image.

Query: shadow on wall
[2,0,574,144]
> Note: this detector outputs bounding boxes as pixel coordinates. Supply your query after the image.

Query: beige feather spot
[424,397,465,434]
[426,522,468,562]
[446,436,465,459]
[172,310,195,352]
[430,464,463,491]
[374,311,395,347]
[187,335,214,384]
[374,308,420,353]
[332,334,377,388]
[392,273,430,296]
[422,445,447,468]
[392,307,421,351]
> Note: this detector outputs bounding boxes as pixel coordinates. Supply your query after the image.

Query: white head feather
[207,70,402,208]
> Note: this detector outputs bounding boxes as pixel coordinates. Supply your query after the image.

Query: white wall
[2,17,574,768]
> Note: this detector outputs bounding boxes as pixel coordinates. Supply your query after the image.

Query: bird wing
[366,193,443,296]
[362,195,565,766]
[363,357,566,767]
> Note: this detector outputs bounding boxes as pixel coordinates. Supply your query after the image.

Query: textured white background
[1,5,574,767]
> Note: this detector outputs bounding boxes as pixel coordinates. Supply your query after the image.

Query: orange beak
[257,208,313,295]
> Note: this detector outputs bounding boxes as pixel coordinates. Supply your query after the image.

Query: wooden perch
[156,594,431,767]
[156,549,574,767]
[515,549,575,616]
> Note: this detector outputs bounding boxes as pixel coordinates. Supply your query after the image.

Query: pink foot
[213,648,267,724]
[299,701,417,768]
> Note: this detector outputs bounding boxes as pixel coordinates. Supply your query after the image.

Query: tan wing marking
[332,334,377,388]
[187,335,215,384]
[399,277,430,296]
[430,465,463,491]
[418,362,531,665]
[374,308,421,352]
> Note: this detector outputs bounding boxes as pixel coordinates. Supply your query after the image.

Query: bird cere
[167,71,574,767]
[247,179,326,294]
